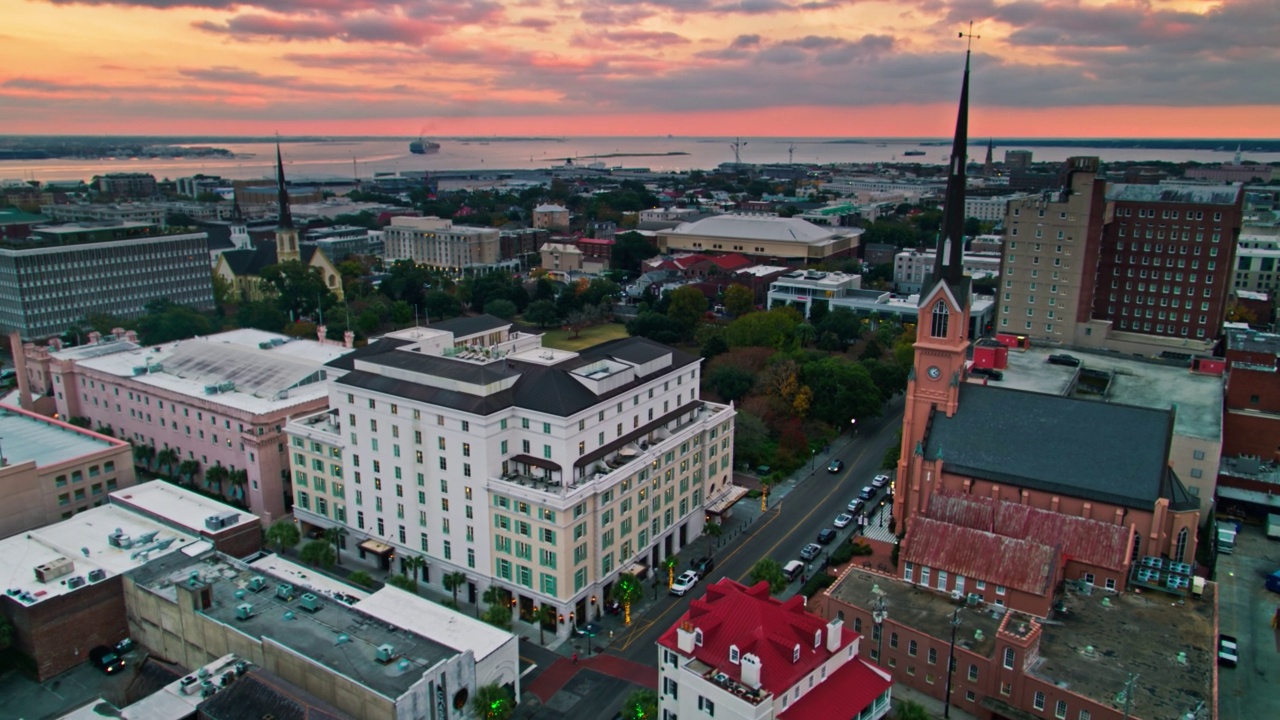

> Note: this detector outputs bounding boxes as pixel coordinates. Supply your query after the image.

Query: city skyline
[2,0,1278,138]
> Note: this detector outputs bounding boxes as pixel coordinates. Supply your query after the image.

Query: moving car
[817,529,838,544]
[692,556,715,575]
[871,474,890,488]
[834,513,853,528]
[1217,634,1238,668]
[859,486,876,501]
[670,570,700,596]
[800,543,822,561]
[827,459,844,473]
[90,645,126,675]
[783,560,805,582]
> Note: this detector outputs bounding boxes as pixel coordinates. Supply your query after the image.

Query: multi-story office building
[95,172,157,198]
[1003,150,1032,170]
[999,157,1107,344]
[1232,234,1280,296]
[0,223,213,340]
[0,404,136,537]
[657,578,892,720]
[1092,184,1244,342]
[532,204,570,231]
[383,216,504,273]
[44,328,355,521]
[41,203,168,227]
[952,192,1033,223]
[287,315,735,635]
[893,249,1000,294]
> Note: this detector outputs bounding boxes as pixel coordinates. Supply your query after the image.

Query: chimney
[343,330,354,349]
[111,327,126,340]
[316,325,328,345]
[88,331,101,345]
[11,331,32,411]
[676,621,696,654]
[740,653,762,689]
[826,617,843,653]
[125,330,138,344]
[47,338,62,352]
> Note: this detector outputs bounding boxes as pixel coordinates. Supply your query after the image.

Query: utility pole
[871,592,888,666]
[1120,672,1139,719]
[943,606,962,719]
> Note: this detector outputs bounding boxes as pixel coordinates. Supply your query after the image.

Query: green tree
[212,272,236,307]
[260,260,335,318]
[724,307,801,348]
[265,518,301,554]
[523,299,560,327]
[801,356,884,428]
[794,322,817,347]
[156,447,179,476]
[443,571,468,604]
[706,365,754,402]
[732,412,771,469]
[236,300,288,333]
[178,459,200,485]
[387,574,418,593]
[482,602,512,630]
[300,539,336,569]
[472,683,515,720]
[402,554,427,581]
[893,699,932,720]
[347,570,375,588]
[205,463,229,494]
[964,216,982,237]
[722,283,755,317]
[136,299,214,345]
[611,572,644,624]
[703,522,724,558]
[749,558,788,594]
[484,298,517,319]
[423,289,463,321]
[534,604,557,645]
[133,443,156,470]
[324,526,346,566]
[625,312,686,344]
[666,286,708,334]
[611,232,659,274]
[621,689,659,720]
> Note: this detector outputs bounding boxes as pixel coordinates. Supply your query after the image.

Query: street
[605,397,905,666]
[1216,523,1280,720]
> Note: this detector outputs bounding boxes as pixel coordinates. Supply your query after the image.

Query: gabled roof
[709,253,753,271]
[926,491,1131,572]
[776,658,891,719]
[219,239,319,276]
[903,517,1056,596]
[924,383,1174,510]
[656,579,854,695]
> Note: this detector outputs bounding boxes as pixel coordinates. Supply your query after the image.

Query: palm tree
[132,443,155,471]
[471,683,514,720]
[324,526,346,566]
[265,518,300,554]
[621,689,658,720]
[703,522,724,558]
[794,322,817,347]
[178,459,200,486]
[205,463,229,495]
[443,571,468,604]
[228,469,249,502]
[611,572,644,625]
[402,555,427,582]
[155,447,178,476]
[534,604,557,645]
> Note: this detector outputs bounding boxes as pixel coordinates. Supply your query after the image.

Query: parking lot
[1216,523,1280,720]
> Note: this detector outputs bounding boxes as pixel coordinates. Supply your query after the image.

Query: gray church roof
[924,383,1176,510]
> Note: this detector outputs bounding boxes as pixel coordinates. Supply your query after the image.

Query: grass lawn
[540,322,629,351]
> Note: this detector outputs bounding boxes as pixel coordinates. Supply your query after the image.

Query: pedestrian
[572,652,578,665]
[801,573,807,584]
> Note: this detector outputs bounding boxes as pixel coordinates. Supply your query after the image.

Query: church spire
[275,139,293,230]
[931,33,975,287]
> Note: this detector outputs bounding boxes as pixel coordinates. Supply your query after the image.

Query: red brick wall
[1222,412,1280,461]
[211,521,263,558]
[1225,366,1280,414]
[2,577,129,680]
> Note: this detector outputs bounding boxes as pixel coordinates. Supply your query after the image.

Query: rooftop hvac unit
[150,364,163,372]
[270,338,285,347]
[299,593,321,612]
[234,660,249,676]
[87,569,107,583]
[966,593,983,607]
[132,366,148,376]
[236,603,253,621]
[247,576,266,593]
[258,342,274,350]
[136,530,158,545]
[65,576,86,589]
[108,532,133,549]
[34,557,74,583]
[200,681,217,698]
[204,385,220,395]
[276,583,294,601]
[217,381,236,393]
[376,644,395,663]
[205,511,240,531]
[221,671,235,686]
[180,676,200,695]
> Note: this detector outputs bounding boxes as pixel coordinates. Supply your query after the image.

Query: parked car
[800,543,822,561]
[670,570,701,596]
[871,474,890,488]
[847,499,864,513]
[692,556,716,575]
[971,367,1004,380]
[783,560,806,582]
[827,459,844,473]
[859,486,876,501]
[90,645,126,675]
[1047,353,1082,367]
[817,529,838,545]
[1218,634,1239,668]
[834,513,853,528]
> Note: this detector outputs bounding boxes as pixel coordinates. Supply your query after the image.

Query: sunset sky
[2,0,1278,137]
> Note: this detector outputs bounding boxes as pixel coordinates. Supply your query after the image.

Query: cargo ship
[903,150,926,157]
[409,138,440,154]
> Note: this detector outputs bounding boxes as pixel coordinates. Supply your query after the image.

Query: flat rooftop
[109,481,258,535]
[827,568,1001,660]
[63,329,352,415]
[0,504,206,607]
[0,407,123,467]
[995,348,1223,441]
[131,553,459,699]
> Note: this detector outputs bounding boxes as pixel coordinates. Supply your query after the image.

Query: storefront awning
[359,539,394,556]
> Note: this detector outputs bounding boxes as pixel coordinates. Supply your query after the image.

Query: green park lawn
[539,322,629,351]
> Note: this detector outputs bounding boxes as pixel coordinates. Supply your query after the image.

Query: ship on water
[409,125,441,154]
[903,149,926,156]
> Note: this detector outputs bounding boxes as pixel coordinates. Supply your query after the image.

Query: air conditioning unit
[376,644,395,663]
[108,532,133,549]
[34,557,74,583]
[236,603,253,621]
[65,576,86,589]
[276,583,294,601]
[299,593,321,613]
[966,593,983,607]
[247,576,266,593]
[951,590,964,602]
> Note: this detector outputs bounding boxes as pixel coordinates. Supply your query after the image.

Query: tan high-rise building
[998,157,1107,344]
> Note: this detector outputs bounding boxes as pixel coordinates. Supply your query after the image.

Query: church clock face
[927,365,942,380]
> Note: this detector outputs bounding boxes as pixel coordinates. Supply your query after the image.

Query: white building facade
[382,216,502,273]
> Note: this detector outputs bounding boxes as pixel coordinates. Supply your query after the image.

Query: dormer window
[814,630,821,648]
[931,300,950,338]
[694,629,704,646]
[729,645,740,664]
[793,644,801,663]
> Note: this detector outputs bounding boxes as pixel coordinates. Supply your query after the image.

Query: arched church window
[931,301,950,338]
[1174,527,1188,563]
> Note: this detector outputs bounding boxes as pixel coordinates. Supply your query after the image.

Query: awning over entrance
[706,485,750,515]
[625,562,649,581]
[359,539,394,556]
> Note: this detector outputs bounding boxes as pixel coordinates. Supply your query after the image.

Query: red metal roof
[709,253,753,271]
[656,579,856,696]
[927,492,1131,571]
[671,254,710,269]
[902,517,1056,595]
[777,657,892,720]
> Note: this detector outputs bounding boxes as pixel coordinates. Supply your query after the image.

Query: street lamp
[870,591,888,666]
[943,607,962,719]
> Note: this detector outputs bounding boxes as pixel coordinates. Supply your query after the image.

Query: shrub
[800,572,836,598]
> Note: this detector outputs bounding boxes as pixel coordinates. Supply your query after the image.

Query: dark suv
[692,556,715,575]
[1047,354,1082,367]
[90,645,125,675]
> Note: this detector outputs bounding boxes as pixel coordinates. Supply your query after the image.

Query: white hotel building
[287,315,735,635]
